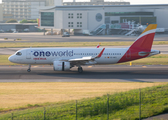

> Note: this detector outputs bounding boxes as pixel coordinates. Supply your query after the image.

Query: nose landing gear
[27,64,31,72]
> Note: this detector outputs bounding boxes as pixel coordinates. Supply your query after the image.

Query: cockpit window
[16,52,22,56]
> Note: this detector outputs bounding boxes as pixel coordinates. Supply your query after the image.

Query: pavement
[0,33,168,42]
[143,113,168,120]
[0,65,167,82]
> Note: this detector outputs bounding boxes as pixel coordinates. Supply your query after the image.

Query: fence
[0,85,168,120]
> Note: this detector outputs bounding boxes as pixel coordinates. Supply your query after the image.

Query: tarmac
[0,65,167,82]
[0,33,168,42]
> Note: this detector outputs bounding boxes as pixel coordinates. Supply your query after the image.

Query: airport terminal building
[0,3,3,22]
[39,4,168,35]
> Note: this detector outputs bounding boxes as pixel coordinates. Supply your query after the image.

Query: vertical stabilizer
[118,24,157,63]
[130,24,157,51]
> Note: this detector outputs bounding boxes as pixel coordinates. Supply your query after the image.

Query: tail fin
[130,24,157,51]
[118,24,157,63]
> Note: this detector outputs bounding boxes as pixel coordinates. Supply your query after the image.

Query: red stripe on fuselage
[118,33,155,63]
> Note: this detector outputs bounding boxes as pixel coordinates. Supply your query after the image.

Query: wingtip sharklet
[96,48,105,58]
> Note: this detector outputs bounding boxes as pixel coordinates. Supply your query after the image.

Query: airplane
[8,24,160,73]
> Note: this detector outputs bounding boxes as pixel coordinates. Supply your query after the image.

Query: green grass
[119,54,168,65]
[0,41,168,48]
[1,54,168,65]
[0,84,168,120]
[0,55,18,65]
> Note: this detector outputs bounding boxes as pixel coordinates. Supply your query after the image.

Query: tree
[20,19,27,23]
[20,19,37,23]
[6,19,17,23]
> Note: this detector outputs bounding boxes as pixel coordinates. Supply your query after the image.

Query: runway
[0,33,168,42]
[0,65,167,82]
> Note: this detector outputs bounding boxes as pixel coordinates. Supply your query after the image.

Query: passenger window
[16,52,22,56]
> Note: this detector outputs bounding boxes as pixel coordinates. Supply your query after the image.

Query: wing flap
[68,48,105,63]
[69,56,92,62]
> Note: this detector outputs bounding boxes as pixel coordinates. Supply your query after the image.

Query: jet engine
[53,61,70,71]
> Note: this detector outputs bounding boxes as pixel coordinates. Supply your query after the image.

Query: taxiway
[0,65,167,82]
[1,33,168,42]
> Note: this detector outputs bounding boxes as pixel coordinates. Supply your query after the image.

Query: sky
[0,0,168,4]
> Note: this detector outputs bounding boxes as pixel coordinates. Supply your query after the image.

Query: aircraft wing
[68,48,105,63]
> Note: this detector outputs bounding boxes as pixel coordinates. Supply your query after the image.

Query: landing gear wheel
[27,69,31,72]
[78,67,83,73]
[27,64,31,72]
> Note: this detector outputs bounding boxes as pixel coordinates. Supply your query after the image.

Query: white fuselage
[9,48,128,65]
[8,47,160,65]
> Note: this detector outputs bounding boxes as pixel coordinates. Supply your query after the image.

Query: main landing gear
[27,64,31,72]
[78,66,83,73]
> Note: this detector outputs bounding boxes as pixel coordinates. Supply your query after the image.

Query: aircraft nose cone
[8,55,14,62]
[8,56,12,62]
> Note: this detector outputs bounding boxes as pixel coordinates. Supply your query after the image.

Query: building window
[77,13,82,19]
[120,17,156,25]
[77,22,82,27]
[105,12,154,16]
[68,13,73,19]
[41,12,54,26]
[68,22,73,28]
[111,20,119,24]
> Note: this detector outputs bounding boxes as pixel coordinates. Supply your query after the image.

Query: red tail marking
[130,33,155,51]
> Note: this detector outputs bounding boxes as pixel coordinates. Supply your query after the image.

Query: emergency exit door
[26,50,31,59]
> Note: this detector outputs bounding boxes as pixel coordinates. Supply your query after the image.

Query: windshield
[16,52,22,56]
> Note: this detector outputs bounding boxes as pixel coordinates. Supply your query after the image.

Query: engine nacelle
[53,61,70,71]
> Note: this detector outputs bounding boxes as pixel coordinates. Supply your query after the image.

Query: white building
[39,4,168,35]
[2,0,46,21]
[0,3,3,22]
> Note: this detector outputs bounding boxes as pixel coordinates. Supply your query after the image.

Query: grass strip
[0,55,16,65]
[0,83,163,111]
[0,84,167,120]
[0,41,168,48]
[119,54,168,65]
[1,54,168,65]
